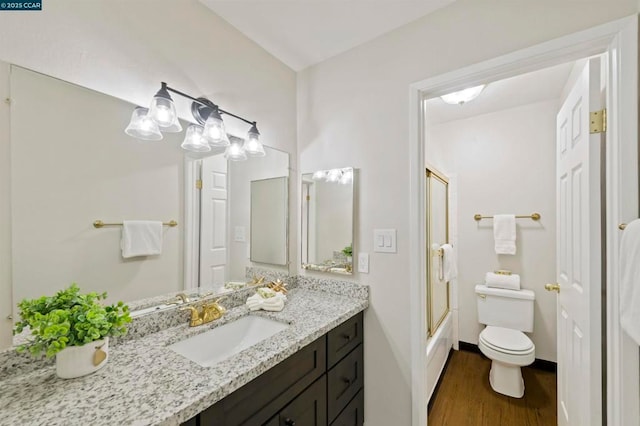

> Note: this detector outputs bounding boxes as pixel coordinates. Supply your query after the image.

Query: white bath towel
[494,214,516,255]
[441,244,457,281]
[121,220,163,258]
[620,219,640,345]
[485,272,521,290]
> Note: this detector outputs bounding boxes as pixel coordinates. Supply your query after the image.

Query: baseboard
[427,348,454,412]
[458,341,557,373]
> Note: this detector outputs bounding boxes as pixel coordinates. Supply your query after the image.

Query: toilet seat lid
[480,326,534,352]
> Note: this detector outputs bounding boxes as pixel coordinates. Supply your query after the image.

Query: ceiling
[199,0,455,71]
[425,61,576,125]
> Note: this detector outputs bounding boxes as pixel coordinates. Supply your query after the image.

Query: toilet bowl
[478,326,535,398]
[475,284,536,398]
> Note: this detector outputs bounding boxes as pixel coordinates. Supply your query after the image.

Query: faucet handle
[170,293,190,303]
[213,298,227,313]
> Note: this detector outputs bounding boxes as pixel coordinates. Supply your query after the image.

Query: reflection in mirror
[426,168,449,337]
[250,177,288,265]
[6,65,290,338]
[196,146,289,287]
[301,168,354,275]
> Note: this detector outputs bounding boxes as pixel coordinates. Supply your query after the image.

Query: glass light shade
[243,133,265,157]
[312,170,326,180]
[203,115,230,147]
[225,141,247,161]
[440,84,486,105]
[339,169,353,185]
[149,95,178,128]
[124,107,163,141]
[326,169,342,183]
[180,125,210,152]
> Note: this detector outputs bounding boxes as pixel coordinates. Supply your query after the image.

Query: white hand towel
[246,292,286,312]
[494,214,516,255]
[485,272,521,290]
[441,244,457,281]
[620,219,640,345]
[121,220,163,258]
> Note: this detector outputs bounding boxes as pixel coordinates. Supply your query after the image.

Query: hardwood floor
[428,350,557,426]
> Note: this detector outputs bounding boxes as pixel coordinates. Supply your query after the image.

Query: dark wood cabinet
[330,389,364,426]
[276,375,327,426]
[185,312,364,426]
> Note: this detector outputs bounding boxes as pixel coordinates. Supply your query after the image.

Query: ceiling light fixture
[125,82,264,160]
[440,84,486,105]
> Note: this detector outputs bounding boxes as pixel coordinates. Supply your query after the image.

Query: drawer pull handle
[341,333,352,341]
[342,377,352,386]
[284,418,296,426]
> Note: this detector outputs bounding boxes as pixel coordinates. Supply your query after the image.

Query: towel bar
[474,212,541,222]
[93,220,178,228]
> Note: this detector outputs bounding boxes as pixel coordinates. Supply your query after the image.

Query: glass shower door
[426,169,449,337]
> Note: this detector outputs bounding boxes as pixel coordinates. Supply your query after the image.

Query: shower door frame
[426,167,449,338]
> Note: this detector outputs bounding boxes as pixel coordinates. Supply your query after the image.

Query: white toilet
[475,284,536,398]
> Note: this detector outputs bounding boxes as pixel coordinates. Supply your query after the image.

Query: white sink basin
[169,316,289,367]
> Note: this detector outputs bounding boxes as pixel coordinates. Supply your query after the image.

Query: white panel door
[556,58,602,426]
[200,155,228,288]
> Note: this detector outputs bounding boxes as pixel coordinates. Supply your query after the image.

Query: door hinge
[195,179,203,190]
[306,195,311,201]
[590,109,606,134]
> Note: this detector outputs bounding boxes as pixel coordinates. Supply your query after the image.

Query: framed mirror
[301,168,354,275]
[5,64,291,345]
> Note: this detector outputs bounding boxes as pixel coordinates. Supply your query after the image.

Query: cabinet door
[278,376,327,426]
[330,389,364,426]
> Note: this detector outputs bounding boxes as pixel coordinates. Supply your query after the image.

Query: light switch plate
[358,252,369,273]
[234,226,246,242]
[373,229,396,253]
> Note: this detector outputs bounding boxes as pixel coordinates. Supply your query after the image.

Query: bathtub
[427,311,453,401]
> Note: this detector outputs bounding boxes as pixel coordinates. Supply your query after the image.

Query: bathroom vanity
[183,312,364,426]
[0,283,367,426]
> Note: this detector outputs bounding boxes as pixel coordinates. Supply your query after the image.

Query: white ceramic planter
[55,337,109,379]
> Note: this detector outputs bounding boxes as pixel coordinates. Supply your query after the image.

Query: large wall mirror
[6,65,290,331]
[301,168,354,275]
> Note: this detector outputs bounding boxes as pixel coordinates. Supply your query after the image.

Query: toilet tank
[475,284,535,332]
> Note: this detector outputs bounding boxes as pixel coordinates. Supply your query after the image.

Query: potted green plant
[14,283,131,379]
[342,244,353,263]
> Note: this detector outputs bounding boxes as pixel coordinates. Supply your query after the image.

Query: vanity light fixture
[125,82,265,160]
[440,84,486,105]
[124,107,163,141]
[311,168,353,184]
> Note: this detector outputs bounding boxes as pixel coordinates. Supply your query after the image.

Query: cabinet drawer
[330,389,364,426]
[200,336,326,426]
[327,312,363,368]
[327,344,364,422]
[278,375,327,426]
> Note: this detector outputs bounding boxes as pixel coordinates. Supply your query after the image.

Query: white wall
[297,2,635,423]
[0,0,296,349]
[427,100,558,362]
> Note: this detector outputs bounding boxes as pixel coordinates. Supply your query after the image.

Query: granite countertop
[0,288,368,426]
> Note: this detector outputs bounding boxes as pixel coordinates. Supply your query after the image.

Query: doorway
[408,16,638,426]
[423,56,602,425]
